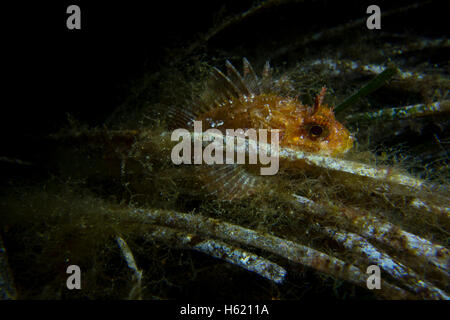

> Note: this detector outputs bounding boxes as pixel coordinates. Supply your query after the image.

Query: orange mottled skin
[196,88,353,156]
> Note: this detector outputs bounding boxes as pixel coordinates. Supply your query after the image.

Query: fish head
[283,88,354,156]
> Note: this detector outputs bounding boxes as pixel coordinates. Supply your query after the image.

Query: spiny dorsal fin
[242,57,258,80]
[210,67,241,101]
[242,57,260,95]
[155,59,274,129]
[195,66,242,116]
[261,60,272,92]
[195,64,246,116]
[225,60,251,97]
[262,60,272,79]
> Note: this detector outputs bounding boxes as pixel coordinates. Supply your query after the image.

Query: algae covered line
[142,226,287,284]
[129,208,411,299]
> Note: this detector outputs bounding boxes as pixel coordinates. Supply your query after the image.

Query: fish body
[171,59,354,199]
[190,59,353,157]
[197,89,353,156]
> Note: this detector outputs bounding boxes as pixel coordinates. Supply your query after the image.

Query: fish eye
[309,125,323,137]
[304,123,329,139]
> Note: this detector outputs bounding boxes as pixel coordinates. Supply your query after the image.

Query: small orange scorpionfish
[170,58,354,198]
[191,58,353,156]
